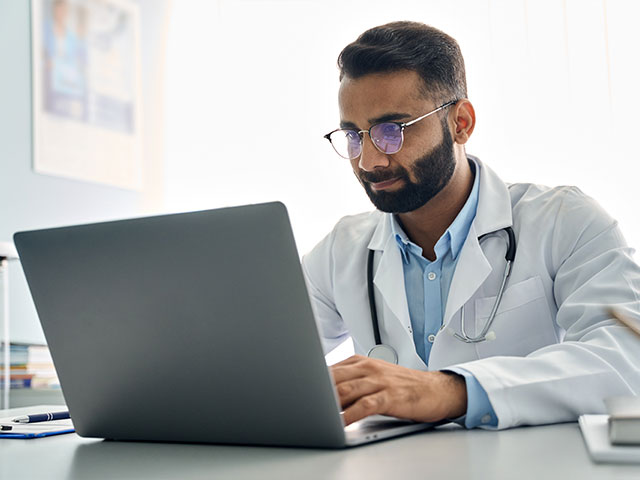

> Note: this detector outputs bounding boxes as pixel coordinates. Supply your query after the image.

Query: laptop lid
[15,202,350,447]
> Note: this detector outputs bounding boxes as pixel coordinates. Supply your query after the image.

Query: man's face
[338,70,456,213]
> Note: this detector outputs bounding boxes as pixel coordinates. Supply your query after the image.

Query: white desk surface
[2,405,640,480]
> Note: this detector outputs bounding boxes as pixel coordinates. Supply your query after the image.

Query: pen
[12,411,70,423]
[1,424,12,431]
[609,307,640,337]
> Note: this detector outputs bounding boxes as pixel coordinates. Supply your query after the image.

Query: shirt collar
[390,157,480,262]
[391,216,412,264]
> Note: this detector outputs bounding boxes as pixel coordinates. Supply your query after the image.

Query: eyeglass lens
[329,122,403,159]
[370,123,403,154]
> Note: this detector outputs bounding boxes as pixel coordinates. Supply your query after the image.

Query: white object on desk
[0,242,19,410]
[579,414,640,463]
[605,395,640,444]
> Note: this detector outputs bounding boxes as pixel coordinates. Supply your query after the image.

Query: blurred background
[0,0,638,401]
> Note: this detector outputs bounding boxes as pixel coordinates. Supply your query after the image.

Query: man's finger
[330,364,367,384]
[342,392,388,426]
[336,377,383,409]
[332,354,367,367]
[330,355,387,383]
[330,357,375,383]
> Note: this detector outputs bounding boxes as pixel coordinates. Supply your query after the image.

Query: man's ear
[451,100,476,145]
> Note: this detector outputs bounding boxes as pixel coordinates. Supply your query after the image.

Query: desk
[1,405,639,479]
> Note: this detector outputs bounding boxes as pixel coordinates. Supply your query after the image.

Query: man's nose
[358,134,390,172]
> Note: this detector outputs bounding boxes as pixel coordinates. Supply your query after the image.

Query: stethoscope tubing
[454,226,516,343]
[367,226,516,357]
[367,247,382,345]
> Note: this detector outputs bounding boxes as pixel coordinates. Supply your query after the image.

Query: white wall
[164,0,640,258]
[0,0,169,343]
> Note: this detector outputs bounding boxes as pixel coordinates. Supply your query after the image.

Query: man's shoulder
[508,182,615,231]
[303,210,384,264]
[331,210,384,238]
[321,210,385,250]
[509,182,598,211]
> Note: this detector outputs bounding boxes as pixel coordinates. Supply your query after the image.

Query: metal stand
[0,242,18,410]
[1,257,9,410]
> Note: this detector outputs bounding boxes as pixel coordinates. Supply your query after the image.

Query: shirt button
[427,272,437,281]
[427,334,436,343]
[481,414,492,424]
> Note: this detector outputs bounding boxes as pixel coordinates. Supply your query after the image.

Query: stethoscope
[366,226,517,364]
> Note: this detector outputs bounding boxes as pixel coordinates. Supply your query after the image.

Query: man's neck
[396,154,474,261]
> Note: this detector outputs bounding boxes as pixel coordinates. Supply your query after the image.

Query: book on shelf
[0,343,59,390]
[605,396,640,445]
[0,374,35,389]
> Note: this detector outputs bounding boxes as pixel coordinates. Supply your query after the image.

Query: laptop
[14,202,437,448]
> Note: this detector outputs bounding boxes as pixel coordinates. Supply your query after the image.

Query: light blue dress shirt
[390,159,498,428]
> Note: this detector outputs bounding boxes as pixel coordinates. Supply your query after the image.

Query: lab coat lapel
[442,158,514,327]
[442,224,491,326]
[367,216,412,332]
[469,156,513,240]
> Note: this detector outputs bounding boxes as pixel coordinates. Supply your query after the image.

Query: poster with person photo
[31,0,142,190]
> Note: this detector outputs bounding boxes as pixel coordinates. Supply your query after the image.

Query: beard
[358,121,455,213]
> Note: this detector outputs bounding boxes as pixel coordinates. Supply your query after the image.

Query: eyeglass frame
[323,99,457,160]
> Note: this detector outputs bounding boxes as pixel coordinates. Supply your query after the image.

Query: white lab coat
[302,158,640,429]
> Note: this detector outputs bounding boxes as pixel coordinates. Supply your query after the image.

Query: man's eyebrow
[339,113,413,130]
[339,120,358,129]
[369,112,412,124]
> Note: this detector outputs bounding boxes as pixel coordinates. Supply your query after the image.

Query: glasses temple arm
[403,100,457,127]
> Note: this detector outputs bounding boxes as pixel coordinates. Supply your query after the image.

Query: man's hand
[330,355,467,425]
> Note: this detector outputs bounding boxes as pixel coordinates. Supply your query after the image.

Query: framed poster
[31,0,142,190]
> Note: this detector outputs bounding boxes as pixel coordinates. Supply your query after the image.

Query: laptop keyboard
[345,415,416,433]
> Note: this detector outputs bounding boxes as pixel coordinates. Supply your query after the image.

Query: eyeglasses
[324,100,456,160]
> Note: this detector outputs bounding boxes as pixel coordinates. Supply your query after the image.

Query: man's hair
[338,21,467,102]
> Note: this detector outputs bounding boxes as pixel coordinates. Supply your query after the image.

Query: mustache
[358,168,408,184]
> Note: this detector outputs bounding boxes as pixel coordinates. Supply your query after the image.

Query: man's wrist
[439,370,468,418]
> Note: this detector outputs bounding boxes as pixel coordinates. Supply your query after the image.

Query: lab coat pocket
[474,276,557,358]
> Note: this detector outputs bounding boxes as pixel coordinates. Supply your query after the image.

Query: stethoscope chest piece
[367,344,398,364]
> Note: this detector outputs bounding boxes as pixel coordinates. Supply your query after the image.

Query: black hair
[338,21,467,102]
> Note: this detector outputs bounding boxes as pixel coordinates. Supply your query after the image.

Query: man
[302,21,640,429]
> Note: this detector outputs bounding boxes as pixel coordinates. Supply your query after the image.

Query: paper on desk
[0,415,74,439]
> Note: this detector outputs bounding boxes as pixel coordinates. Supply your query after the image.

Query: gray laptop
[14,202,436,448]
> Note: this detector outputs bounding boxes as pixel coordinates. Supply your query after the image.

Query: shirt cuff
[443,367,498,429]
